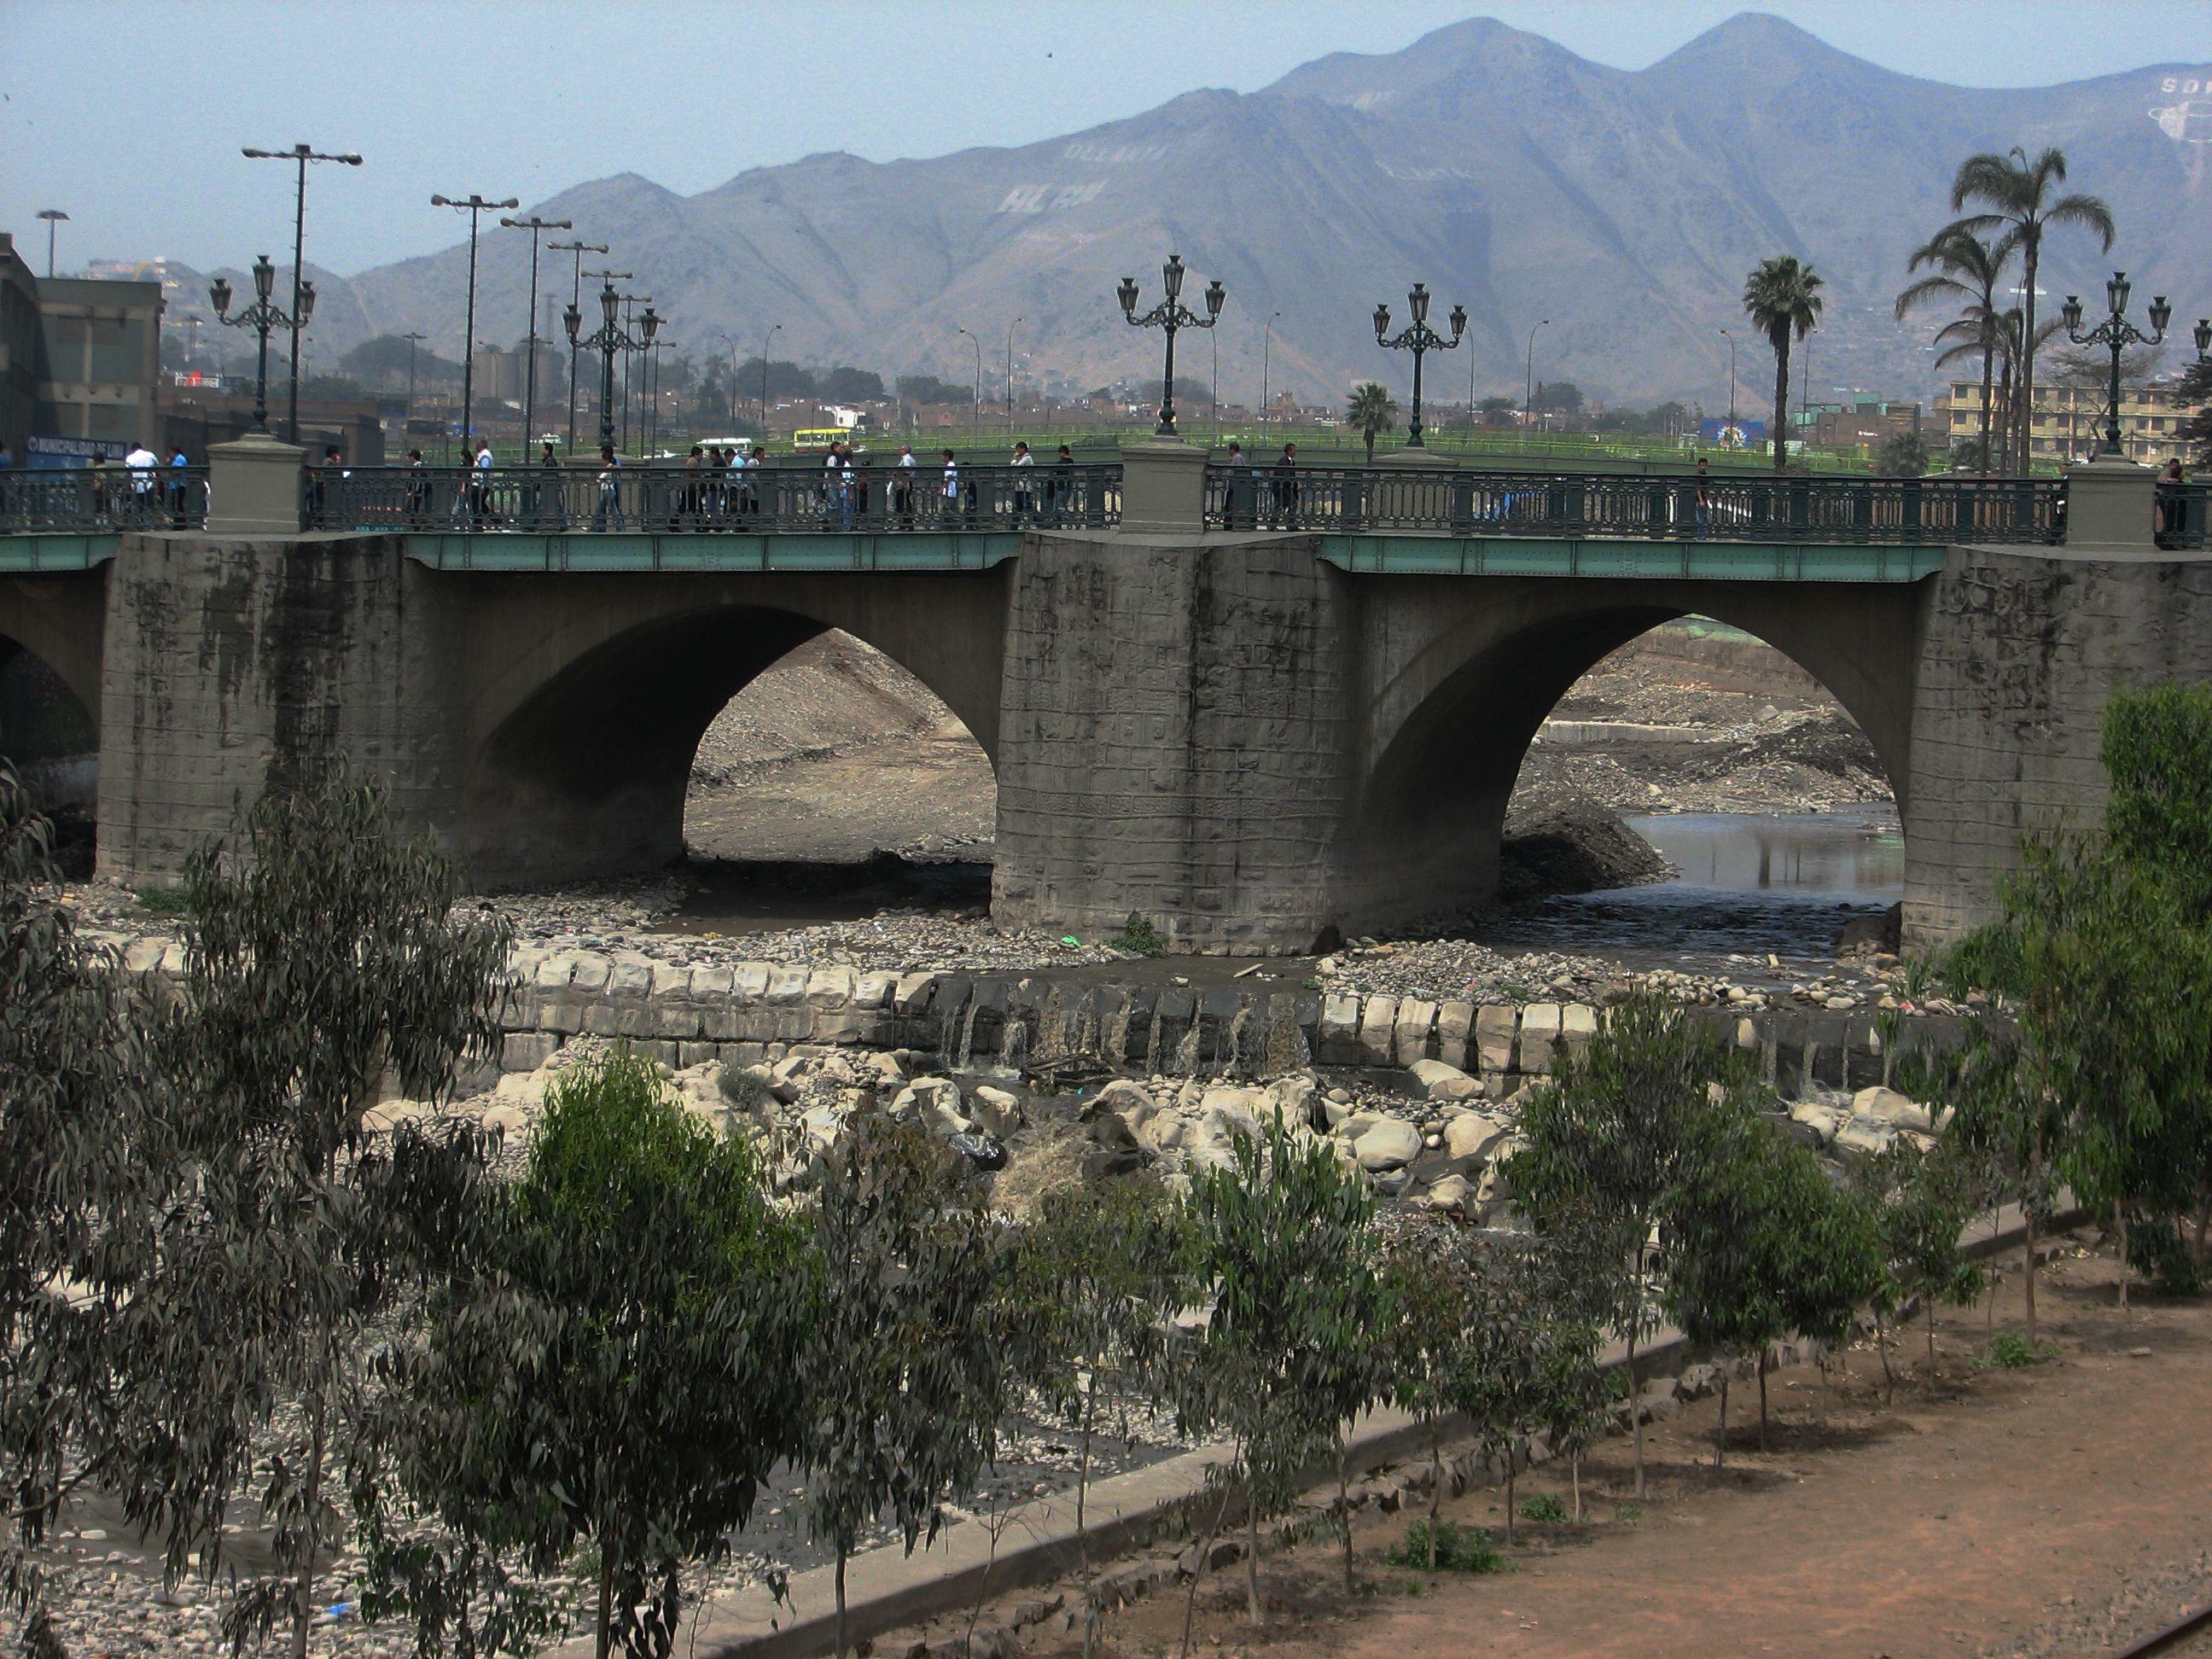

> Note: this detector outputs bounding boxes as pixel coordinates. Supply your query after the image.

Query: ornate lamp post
[209,254,314,435]
[1115,253,1225,439]
[2192,315,2210,363]
[548,239,608,451]
[1372,282,1466,450]
[2061,271,2171,460]
[430,191,520,451]
[243,144,362,442]
[501,213,572,452]
[759,321,783,431]
[563,279,658,454]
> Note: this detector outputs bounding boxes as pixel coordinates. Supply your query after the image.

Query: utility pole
[1004,315,1022,434]
[760,322,782,431]
[243,143,362,444]
[430,191,519,451]
[399,330,426,435]
[501,213,572,455]
[35,209,68,279]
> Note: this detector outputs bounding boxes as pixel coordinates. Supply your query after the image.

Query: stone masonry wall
[1904,545,2212,948]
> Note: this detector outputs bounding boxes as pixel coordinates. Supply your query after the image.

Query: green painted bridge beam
[398,531,1025,573]
[1316,535,1952,582]
[0,534,119,572]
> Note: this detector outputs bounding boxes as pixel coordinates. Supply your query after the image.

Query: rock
[1095,1078,1159,1118]
[1422,1173,1475,1212]
[1444,1110,1511,1164]
[1349,1117,1421,1171]
[1089,1108,1144,1151]
[1832,1115,1897,1159]
[1408,1058,1482,1102]
[1269,1074,1320,1127]
[1789,1101,1846,1147]
[1368,1166,1416,1196]
[1198,1087,1268,1142]
[1082,1145,1150,1180]
[970,1085,1022,1138]
[910,1075,965,1115]
[1851,1086,1935,1134]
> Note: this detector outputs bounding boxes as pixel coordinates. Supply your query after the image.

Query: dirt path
[1034,1243,2212,1659]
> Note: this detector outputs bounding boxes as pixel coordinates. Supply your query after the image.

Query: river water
[1476,804,1902,971]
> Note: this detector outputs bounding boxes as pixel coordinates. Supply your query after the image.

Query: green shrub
[135,883,189,916]
[2126,1213,2207,1296]
[1612,1499,1643,1524]
[1978,1330,2054,1370]
[1108,912,1167,958]
[1384,1520,1505,1575]
[1519,1493,1568,1524]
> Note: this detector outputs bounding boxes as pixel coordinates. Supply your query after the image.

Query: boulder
[1789,1101,1846,1147]
[1198,1087,1268,1143]
[1095,1079,1160,1123]
[970,1085,1022,1138]
[1443,1110,1511,1164]
[948,1132,1007,1171]
[1832,1115,1897,1159]
[1851,1086,1935,1134]
[1422,1173,1475,1212]
[1350,1117,1421,1172]
[1408,1058,1482,1103]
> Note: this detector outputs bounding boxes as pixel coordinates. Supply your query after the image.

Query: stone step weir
[475,946,1963,1100]
[95,934,1964,1100]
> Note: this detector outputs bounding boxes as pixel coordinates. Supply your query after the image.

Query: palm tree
[1347,381,1398,463]
[1895,224,2016,474]
[1742,255,1824,473]
[1949,146,2116,471]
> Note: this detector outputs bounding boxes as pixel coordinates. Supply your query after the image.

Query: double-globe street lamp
[1372,282,1466,450]
[431,191,519,451]
[564,279,660,454]
[1116,253,1225,439]
[548,238,609,451]
[501,213,573,455]
[2060,271,2171,460]
[208,254,314,435]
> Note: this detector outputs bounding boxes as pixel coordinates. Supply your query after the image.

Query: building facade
[1936,377,2196,466]
[0,230,163,456]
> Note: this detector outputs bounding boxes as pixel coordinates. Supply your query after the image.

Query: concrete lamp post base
[2060,454,2158,556]
[1117,436,1210,533]
[205,434,309,536]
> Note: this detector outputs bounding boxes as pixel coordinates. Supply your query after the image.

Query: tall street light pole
[618,294,654,453]
[549,239,608,451]
[759,322,782,432]
[1004,315,1022,434]
[957,327,981,442]
[430,191,519,452]
[1523,317,1551,449]
[208,254,313,434]
[399,330,426,435]
[1720,327,1738,440]
[35,209,68,279]
[1373,282,1467,450]
[2061,271,2171,460]
[501,213,572,455]
[713,331,741,427]
[562,279,658,455]
[1116,253,1225,439]
[243,143,362,444]
[1260,309,1281,428]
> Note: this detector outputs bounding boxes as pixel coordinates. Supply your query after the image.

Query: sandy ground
[1010,1242,2212,1659]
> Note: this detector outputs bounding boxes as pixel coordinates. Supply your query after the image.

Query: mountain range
[270,14,2212,410]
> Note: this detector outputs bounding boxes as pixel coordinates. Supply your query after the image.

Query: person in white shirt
[1010,439,1036,524]
[893,443,917,526]
[125,444,159,522]
[940,448,961,527]
[469,439,498,527]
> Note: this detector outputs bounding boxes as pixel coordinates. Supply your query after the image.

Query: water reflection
[1476,806,1901,972]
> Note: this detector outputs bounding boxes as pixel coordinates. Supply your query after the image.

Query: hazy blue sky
[3,0,2204,275]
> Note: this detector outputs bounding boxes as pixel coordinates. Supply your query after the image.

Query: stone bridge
[3,437,2207,953]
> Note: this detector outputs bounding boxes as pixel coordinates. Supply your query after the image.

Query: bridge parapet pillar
[2061,455,2157,553]
[205,434,307,537]
[1117,437,1208,533]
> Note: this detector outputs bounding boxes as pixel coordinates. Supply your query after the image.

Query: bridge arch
[446,570,1008,888]
[1348,577,1926,928]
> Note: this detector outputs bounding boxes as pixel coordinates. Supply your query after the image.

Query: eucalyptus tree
[1346,381,1398,463]
[1184,1109,1377,1626]
[1459,1231,1602,1543]
[95,765,512,1659]
[361,1045,809,1658]
[1663,1111,1786,1464]
[1377,1218,1478,1572]
[1949,146,2115,468]
[1853,1140,1986,1390]
[798,1103,1013,1659]
[0,763,159,1638]
[1742,255,1823,473]
[1505,994,1749,1496]
[1895,225,2016,472]
[1010,1179,1194,1622]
